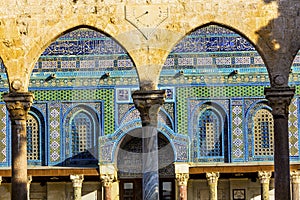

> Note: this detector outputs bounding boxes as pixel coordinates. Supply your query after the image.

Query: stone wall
[0,0,299,91]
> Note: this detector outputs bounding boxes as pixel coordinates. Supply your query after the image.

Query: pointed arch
[62,104,100,166]
[26,106,46,165]
[116,128,175,179]
[190,101,229,163]
[159,23,270,82]
[246,101,274,161]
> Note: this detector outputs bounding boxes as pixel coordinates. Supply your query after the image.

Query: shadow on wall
[256,0,300,86]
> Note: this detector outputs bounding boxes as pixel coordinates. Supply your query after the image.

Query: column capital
[258,171,272,184]
[291,171,300,184]
[264,87,295,118]
[206,172,220,184]
[176,173,189,186]
[70,174,84,188]
[100,173,115,187]
[132,90,166,126]
[3,92,34,121]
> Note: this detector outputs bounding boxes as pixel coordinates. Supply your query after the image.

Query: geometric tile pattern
[289,98,299,156]
[33,89,114,135]
[0,104,7,164]
[48,102,61,163]
[231,99,245,161]
[177,86,264,136]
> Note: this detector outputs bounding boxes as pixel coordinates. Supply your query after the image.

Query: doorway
[119,179,175,200]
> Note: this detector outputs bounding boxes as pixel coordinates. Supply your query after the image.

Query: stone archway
[117,128,175,199]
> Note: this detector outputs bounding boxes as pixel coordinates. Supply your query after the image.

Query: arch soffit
[62,104,100,121]
[112,125,177,163]
[119,106,174,129]
[245,99,270,120]
[190,101,228,123]
[29,105,46,123]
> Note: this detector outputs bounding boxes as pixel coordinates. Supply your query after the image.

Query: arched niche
[117,128,175,179]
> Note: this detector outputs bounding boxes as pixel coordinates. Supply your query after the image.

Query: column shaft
[264,87,294,200]
[206,172,219,200]
[3,92,33,200]
[176,173,189,200]
[132,90,166,200]
[258,171,271,200]
[291,171,300,200]
[27,175,32,200]
[70,174,84,200]
[100,173,114,200]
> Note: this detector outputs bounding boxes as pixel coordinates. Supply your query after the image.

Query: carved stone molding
[3,92,34,121]
[176,173,189,186]
[132,90,166,126]
[70,174,84,188]
[258,171,272,184]
[264,87,295,118]
[291,171,300,184]
[206,172,220,184]
[100,173,115,187]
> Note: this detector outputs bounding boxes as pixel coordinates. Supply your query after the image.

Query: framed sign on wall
[233,189,245,200]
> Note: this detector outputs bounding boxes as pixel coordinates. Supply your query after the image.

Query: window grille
[253,109,274,156]
[26,114,40,160]
[71,112,93,156]
[198,109,222,157]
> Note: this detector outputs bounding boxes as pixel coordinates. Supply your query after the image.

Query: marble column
[27,175,32,200]
[70,174,84,200]
[206,172,219,200]
[176,173,189,200]
[132,90,166,200]
[258,171,271,200]
[264,87,295,200]
[100,173,115,200]
[291,171,300,200]
[3,92,34,200]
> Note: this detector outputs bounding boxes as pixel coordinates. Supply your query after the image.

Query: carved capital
[100,173,115,187]
[3,92,34,121]
[206,172,220,184]
[291,171,300,184]
[264,87,295,118]
[70,174,84,188]
[258,171,272,184]
[132,90,166,126]
[176,173,189,186]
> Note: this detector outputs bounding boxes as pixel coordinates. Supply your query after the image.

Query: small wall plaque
[233,189,245,200]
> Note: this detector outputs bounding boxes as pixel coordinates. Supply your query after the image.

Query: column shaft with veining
[70,174,84,200]
[291,171,300,200]
[265,87,294,200]
[132,90,165,200]
[3,92,33,200]
[258,171,271,200]
[206,172,219,200]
